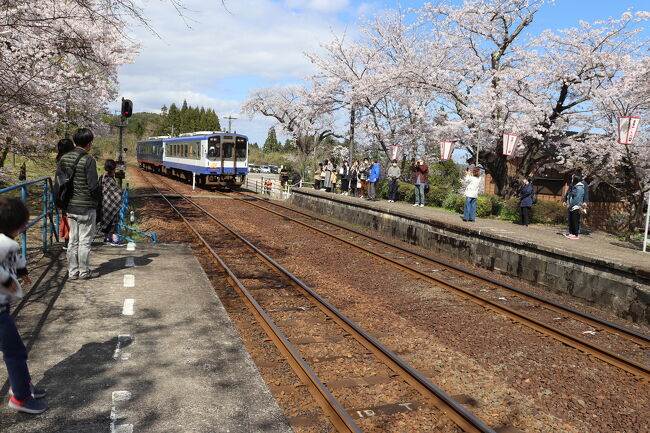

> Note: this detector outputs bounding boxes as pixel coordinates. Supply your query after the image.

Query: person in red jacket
[411,159,428,207]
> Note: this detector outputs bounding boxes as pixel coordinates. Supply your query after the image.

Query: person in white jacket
[463,166,482,222]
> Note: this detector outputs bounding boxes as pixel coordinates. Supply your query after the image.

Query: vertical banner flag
[389,145,402,161]
[502,133,518,156]
[618,116,641,145]
[439,141,454,160]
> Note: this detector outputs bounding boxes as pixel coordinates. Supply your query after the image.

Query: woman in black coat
[519,177,534,226]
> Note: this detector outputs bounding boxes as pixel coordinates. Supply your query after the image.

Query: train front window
[236,138,247,158]
[223,142,233,158]
[207,137,220,160]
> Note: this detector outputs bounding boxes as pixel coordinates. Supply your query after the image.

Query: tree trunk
[348,105,355,159]
[0,147,8,169]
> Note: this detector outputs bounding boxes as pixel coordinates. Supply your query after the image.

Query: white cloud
[284,0,350,13]
[114,0,350,143]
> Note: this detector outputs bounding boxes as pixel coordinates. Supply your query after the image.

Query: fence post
[20,186,27,260]
[42,181,47,252]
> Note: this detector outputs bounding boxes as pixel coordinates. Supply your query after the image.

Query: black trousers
[568,209,581,235]
[341,179,349,192]
[388,178,399,201]
[520,207,530,226]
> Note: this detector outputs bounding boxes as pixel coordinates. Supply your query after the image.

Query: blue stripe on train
[164,160,248,175]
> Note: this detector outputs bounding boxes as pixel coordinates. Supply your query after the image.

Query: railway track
[208,188,650,381]
[138,171,499,433]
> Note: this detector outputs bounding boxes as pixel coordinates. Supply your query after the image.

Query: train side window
[207,137,220,160]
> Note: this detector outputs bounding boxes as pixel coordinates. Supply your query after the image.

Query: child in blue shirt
[0,197,47,414]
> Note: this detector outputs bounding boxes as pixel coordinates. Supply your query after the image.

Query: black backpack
[53,152,85,210]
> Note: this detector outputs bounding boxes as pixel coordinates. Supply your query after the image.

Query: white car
[259,166,271,173]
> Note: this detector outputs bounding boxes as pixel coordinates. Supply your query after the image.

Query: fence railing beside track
[243,177,298,199]
[0,177,59,260]
[116,184,157,244]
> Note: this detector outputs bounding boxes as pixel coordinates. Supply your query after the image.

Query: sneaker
[68,273,79,281]
[8,396,47,414]
[419,204,424,207]
[10,384,46,399]
[568,234,579,239]
[103,237,111,244]
[79,271,100,280]
[413,203,419,207]
[110,240,126,247]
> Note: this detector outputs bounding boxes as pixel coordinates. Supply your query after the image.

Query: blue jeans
[414,184,425,205]
[463,197,477,221]
[0,309,31,400]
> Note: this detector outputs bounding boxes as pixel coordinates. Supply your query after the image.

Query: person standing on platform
[57,128,101,280]
[0,197,48,414]
[313,163,323,190]
[519,177,534,227]
[387,159,401,203]
[359,158,370,198]
[18,163,26,182]
[55,138,75,250]
[330,163,338,193]
[563,173,586,239]
[412,159,429,207]
[340,161,350,195]
[99,159,123,245]
[322,159,333,192]
[349,160,360,197]
[367,159,380,201]
[462,167,481,221]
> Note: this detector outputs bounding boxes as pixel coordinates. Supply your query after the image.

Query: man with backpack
[55,128,101,280]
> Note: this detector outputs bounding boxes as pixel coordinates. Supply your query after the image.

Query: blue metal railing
[0,177,59,260]
[116,184,157,244]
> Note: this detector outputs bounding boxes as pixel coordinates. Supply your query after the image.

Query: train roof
[163,132,248,143]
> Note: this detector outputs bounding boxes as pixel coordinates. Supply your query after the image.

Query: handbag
[424,183,430,193]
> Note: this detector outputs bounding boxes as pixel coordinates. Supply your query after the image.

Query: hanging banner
[502,133,518,156]
[439,141,454,160]
[618,116,641,145]
[388,145,402,161]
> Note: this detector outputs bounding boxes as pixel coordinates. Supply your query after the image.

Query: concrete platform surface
[0,243,292,433]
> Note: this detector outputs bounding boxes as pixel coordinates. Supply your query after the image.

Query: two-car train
[136,131,248,187]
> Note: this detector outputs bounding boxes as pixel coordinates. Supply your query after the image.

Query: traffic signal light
[121,99,133,118]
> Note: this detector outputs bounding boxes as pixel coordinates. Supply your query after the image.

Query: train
[136,131,248,187]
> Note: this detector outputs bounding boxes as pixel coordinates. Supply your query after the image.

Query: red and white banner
[439,141,454,160]
[502,133,518,156]
[389,145,402,161]
[618,116,641,145]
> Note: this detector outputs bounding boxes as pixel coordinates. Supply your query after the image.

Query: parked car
[269,165,279,174]
[259,165,271,173]
[248,164,259,173]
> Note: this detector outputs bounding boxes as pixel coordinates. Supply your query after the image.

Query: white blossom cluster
[244,0,649,218]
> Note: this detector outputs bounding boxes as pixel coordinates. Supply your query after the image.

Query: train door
[235,137,247,181]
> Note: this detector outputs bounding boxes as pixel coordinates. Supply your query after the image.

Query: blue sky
[114,0,649,145]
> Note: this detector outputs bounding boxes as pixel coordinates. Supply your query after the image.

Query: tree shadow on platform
[95,253,159,276]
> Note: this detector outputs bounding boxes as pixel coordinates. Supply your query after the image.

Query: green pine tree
[264,127,280,152]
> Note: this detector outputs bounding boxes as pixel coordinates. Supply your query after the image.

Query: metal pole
[21,186,27,260]
[42,181,47,253]
[118,116,125,188]
[643,187,650,253]
[192,172,196,191]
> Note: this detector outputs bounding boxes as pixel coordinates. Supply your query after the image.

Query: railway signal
[121,98,133,118]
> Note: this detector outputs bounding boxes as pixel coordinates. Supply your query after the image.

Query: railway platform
[290,188,650,324]
[0,243,292,433]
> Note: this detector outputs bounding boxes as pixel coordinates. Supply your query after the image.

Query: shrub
[500,198,520,222]
[376,179,389,199]
[426,186,449,207]
[455,195,466,213]
[483,194,503,216]
[476,196,493,217]
[443,193,462,211]
[398,183,416,203]
[531,199,567,224]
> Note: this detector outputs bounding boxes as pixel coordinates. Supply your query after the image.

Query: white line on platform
[123,275,135,288]
[111,390,133,433]
[126,242,136,251]
[125,257,135,268]
[113,334,132,361]
[122,299,134,316]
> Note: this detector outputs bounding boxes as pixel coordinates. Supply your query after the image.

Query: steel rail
[238,192,650,347]
[144,172,497,433]
[140,174,363,433]
[222,191,650,380]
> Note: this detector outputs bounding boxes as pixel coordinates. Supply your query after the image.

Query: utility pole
[225,115,237,133]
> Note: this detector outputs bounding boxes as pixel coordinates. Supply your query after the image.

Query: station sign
[439,141,454,160]
[618,116,641,145]
[502,133,518,156]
